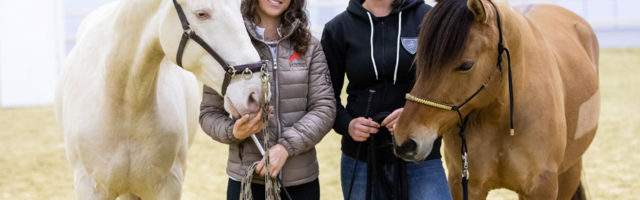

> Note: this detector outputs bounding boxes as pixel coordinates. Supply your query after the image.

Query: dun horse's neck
[466,4,551,140]
[466,5,533,139]
[104,0,166,109]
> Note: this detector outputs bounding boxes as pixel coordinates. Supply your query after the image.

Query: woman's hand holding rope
[348,117,380,142]
[256,144,289,178]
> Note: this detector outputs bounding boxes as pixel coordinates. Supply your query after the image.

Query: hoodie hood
[347,0,425,20]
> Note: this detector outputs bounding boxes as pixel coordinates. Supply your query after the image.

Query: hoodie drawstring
[366,12,380,80]
[394,12,402,85]
[366,11,403,84]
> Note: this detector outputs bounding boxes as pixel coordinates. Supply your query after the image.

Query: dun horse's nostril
[396,139,417,156]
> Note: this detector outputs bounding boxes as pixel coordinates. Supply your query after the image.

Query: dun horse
[55,0,264,199]
[394,0,599,199]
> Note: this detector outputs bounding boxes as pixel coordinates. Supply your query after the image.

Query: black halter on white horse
[404,1,514,200]
[172,0,265,95]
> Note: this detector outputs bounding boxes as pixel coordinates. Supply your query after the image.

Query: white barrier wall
[0,0,638,108]
[0,0,64,107]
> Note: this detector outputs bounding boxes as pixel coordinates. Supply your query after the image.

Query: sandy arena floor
[1,49,638,199]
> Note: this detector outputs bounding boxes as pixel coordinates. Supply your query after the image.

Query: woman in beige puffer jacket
[199,0,336,199]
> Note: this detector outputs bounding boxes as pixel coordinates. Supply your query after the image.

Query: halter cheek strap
[172,0,264,95]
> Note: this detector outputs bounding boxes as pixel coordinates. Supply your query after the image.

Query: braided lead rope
[240,65,281,200]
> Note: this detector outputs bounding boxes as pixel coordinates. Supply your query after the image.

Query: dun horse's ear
[467,0,488,23]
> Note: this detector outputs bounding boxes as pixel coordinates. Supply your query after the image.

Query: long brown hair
[242,0,311,54]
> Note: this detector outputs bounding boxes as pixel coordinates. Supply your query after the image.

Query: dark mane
[416,0,474,76]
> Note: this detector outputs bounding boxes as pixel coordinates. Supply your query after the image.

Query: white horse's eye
[194,10,211,20]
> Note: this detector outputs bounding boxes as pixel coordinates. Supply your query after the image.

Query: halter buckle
[228,67,237,78]
[183,25,193,35]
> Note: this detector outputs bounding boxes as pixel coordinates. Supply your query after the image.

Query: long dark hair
[242,0,311,54]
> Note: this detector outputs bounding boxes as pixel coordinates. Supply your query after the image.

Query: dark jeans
[341,153,452,200]
[227,178,320,200]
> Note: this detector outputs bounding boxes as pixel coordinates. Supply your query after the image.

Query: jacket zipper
[273,51,282,141]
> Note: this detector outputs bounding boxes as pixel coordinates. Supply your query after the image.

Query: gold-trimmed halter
[405,93,454,111]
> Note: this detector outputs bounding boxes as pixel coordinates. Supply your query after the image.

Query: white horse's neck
[104,0,167,109]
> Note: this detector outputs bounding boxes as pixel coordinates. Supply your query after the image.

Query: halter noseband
[172,0,265,95]
[404,1,514,200]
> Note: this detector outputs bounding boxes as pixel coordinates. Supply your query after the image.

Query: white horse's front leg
[137,149,187,200]
[73,169,117,200]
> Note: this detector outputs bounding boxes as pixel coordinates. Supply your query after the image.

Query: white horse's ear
[467,0,488,23]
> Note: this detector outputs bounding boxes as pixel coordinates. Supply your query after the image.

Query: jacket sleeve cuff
[223,121,242,144]
[277,138,296,156]
[334,110,353,135]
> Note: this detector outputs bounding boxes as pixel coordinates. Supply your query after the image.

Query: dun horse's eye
[457,62,474,71]
[194,10,211,20]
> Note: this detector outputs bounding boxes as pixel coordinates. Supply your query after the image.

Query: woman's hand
[256,144,289,178]
[348,117,380,142]
[381,108,403,134]
[232,107,274,140]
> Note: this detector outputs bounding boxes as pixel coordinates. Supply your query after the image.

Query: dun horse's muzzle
[394,139,418,159]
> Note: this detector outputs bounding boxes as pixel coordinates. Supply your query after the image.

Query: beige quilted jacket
[199,20,336,187]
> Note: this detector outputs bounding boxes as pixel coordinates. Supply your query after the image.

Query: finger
[368,127,379,134]
[355,130,370,138]
[351,132,367,141]
[256,159,265,175]
[236,114,249,125]
[259,164,267,177]
[382,108,404,126]
[381,113,395,126]
[271,167,280,178]
[357,124,377,133]
[364,118,381,128]
[249,109,263,124]
[355,124,370,134]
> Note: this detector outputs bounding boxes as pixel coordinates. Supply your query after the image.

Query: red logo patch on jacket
[289,52,301,63]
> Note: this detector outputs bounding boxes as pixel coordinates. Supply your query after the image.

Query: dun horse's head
[159,0,263,117]
[394,0,510,161]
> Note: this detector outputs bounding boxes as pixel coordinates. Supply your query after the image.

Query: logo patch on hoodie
[401,37,418,55]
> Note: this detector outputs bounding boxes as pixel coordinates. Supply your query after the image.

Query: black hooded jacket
[321,0,441,162]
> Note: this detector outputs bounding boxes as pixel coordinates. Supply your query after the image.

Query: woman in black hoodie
[321,0,452,199]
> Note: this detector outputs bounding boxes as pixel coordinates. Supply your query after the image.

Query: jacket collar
[244,19,301,43]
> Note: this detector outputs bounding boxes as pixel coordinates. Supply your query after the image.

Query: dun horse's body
[394,0,599,199]
[55,0,262,199]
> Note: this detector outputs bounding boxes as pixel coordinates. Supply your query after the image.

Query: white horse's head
[159,0,262,117]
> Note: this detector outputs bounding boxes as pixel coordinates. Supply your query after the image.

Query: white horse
[55,0,263,199]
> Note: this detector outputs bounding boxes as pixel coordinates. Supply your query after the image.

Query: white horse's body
[56,0,261,199]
